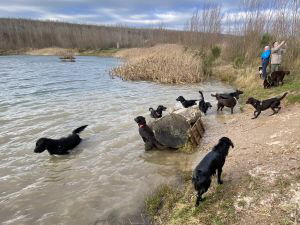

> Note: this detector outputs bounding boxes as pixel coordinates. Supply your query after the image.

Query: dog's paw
[218,180,223,184]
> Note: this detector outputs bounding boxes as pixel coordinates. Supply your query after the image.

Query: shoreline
[0,47,122,57]
[146,105,300,224]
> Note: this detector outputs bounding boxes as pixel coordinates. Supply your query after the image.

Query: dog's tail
[72,125,88,134]
[278,92,288,101]
[149,107,153,111]
[199,91,204,100]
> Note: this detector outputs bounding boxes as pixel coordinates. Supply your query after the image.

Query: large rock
[149,107,202,149]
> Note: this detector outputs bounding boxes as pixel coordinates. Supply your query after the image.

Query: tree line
[0,0,299,66]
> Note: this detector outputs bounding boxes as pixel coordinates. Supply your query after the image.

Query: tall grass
[111,44,205,84]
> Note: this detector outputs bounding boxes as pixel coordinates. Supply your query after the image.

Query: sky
[0,0,281,29]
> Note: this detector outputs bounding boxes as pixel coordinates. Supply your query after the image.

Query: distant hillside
[0,18,213,50]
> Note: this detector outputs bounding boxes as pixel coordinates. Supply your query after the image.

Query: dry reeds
[111,44,205,84]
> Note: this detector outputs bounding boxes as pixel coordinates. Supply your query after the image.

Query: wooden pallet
[189,118,205,146]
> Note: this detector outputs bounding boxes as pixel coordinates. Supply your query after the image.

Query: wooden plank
[189,117,205,147]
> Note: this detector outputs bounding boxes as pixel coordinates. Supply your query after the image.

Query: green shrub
[233,56,245,68]
[260,33,273,47]
[211,46,221,59]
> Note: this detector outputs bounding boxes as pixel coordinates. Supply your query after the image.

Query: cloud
[1,0,284,29]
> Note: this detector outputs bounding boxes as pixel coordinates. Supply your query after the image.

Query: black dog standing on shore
[34,125,88,155]
[134,116,164,151]
[192,137,234,206]
[211,90,243,114]
[149,105,167,118]
[176,96,198,108]
[198,91,212,115]
[212,90,244,100]
[263,71,290,88]
[246,92,288,119]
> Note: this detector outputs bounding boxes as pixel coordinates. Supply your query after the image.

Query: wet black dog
[198,91,212,115]
[149,105,167,118]
[34,125,88,155]
[211,90,244,100]
[211,90,243,114]
[134,116,163,151]
[213,94,237,114]
[192,137,234,206]
[263,71,290,88]
[176,96,197,108]
[246,92,287,119]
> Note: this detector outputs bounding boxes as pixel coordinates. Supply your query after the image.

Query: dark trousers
[262,60,269,80]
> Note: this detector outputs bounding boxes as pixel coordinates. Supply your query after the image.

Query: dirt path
[197,104,300,224]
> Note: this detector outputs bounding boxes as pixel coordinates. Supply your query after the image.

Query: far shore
[0,47,122,57]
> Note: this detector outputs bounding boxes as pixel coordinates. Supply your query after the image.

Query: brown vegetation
[111,45,205,84]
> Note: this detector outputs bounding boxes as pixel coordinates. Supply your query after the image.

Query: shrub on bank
[111,44,205,84]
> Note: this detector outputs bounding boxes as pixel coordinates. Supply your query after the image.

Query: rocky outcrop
[149,106,203,149]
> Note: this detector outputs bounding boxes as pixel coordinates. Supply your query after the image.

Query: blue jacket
[261,50,271,60]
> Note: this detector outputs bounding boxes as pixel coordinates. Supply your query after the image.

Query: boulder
[149,107,203,149]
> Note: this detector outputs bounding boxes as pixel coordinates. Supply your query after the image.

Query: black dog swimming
[246,92,288,119]
[34,125,88,155]
[134,116,164,151]
[149,105,167,118]
[192,137,234,206]
[198,91,212,115]
[176,96,197,108]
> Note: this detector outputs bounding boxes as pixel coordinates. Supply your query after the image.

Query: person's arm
[272,41,285,52]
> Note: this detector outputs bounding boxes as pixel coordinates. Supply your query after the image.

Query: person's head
[264,46,270,51]
[273,41,279,47]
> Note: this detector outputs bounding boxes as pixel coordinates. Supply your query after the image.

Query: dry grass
[111,44,205,84]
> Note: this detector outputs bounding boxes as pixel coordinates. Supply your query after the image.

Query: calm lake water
[0,56,234,225]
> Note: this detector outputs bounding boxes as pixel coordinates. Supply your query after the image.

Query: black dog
[213,94,237,114]
[198,91,212,115]
[211,90,244,100]
[176,96,198,108]
[246,92,288,119]
[34,125,88,155]
[134,116,163,151]
[263,71,290,88]
[192,137,234,206]
[149,105,167,118]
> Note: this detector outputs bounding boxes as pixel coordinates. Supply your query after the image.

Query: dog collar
[139,124,145,128]
[156,112,161,116]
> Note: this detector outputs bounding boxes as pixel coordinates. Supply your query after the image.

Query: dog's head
[34,138,49,153]
[219,137,234,148]
[263,79,272,89]
[134,116,146,125]
[235,90,244,95]
[246,97,255,105]
[176,96,185,102]
[206,102,212,108]
[234,90,244,99]
[157,105,167,111]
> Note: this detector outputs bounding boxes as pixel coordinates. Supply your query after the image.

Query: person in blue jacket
[261,46,271,80]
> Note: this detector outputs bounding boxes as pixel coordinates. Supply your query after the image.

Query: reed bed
[111,44,204,84]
